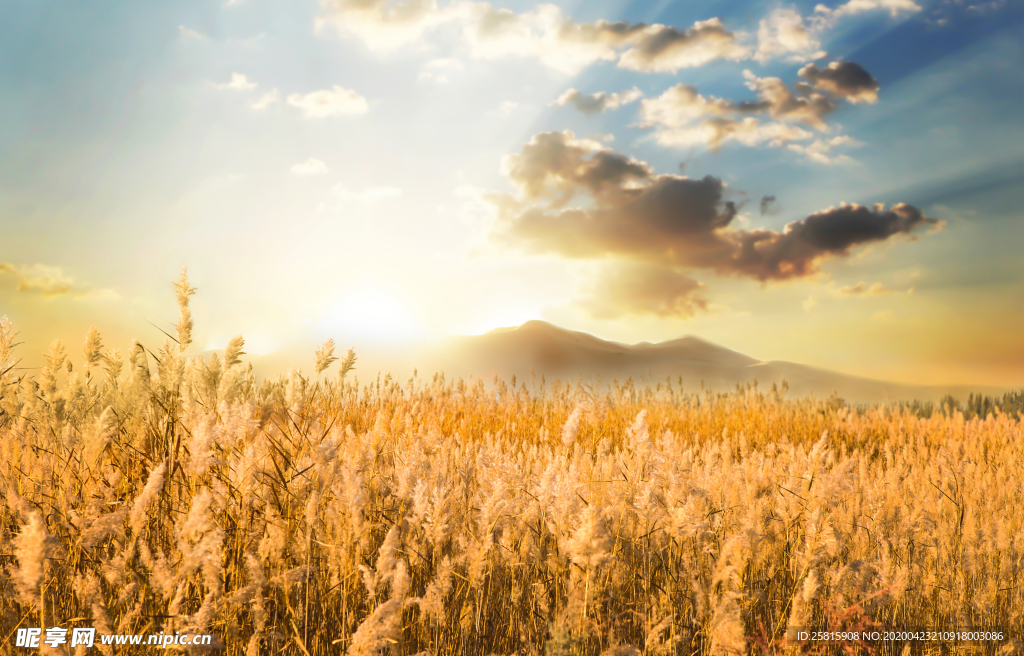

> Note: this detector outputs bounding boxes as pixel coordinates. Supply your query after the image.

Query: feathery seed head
[0,315,16,369]
[13,511,55,607]
[224,334,246,368]
[83,326,104,367]
[338,347,357,380]
[315,338,338,375]
[173,267,196,353]
[129,462,167,537]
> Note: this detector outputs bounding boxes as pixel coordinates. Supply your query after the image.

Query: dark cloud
[500,131,652,204]
[741,72,836,128]
[617,19,749,72]
[494,132,940,287]
[550,16,648,45]
[579,264,708,319]
[798,61,880,103]
[760,195,777,215]
[725,202,937,279]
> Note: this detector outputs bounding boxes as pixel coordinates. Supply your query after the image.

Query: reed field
[0,271,1021,656]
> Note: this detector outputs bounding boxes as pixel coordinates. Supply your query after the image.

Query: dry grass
[0,271,1021,655]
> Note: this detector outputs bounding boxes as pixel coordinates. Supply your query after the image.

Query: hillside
[426,320,1005,403]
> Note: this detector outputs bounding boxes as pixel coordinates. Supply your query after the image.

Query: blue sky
[0,0,1021,385]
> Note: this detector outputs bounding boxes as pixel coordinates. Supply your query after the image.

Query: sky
[0,0,1022,387]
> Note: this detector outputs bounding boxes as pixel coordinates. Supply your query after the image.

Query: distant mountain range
[424,320,1005,404]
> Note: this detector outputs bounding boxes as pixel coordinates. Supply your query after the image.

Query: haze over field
[424,320,1009,403]
[1,0,1022,389]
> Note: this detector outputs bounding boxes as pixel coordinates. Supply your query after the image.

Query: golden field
[0,272,1021,655]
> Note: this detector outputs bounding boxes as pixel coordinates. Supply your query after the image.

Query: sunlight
[461,304,542,335]
[319,286,421,342]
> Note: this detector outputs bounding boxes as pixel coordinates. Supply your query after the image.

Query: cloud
[760,195,777,215]
[424,57,464,69]
[318,0,923,73]
[216,72,258,91]
[418,57,464,82]
[0,263,117,300]
[491,131,940,283]
[178,25,205,39]
[755,7,825,62]
[316,0,455,52]
[251,89,280,110]
[637,64,877,157]
[554,87,643,115]
[291,158,330,175]
[637,80,817,152]
[496,100,520,116]
[816,0,922,21]
[798,61,880,103]
[835,281,890,295]
[1,262,72,296]
[320,185,403,212]
[756,0,920,64]
[287,86,369,117]
[578,263,709,319]
[318,1,746,73]
[742,70,837,128]
[929,0,1009,25]
[786,135,857,164]
[616,19,750,72]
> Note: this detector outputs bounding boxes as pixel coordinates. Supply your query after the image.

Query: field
[0,274,1021,655]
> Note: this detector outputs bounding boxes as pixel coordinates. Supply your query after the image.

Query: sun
[318,286,421,342]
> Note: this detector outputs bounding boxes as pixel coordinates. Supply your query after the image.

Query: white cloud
[786,136,857,164]
[287,86,369,118]
[455,2,635,73]
[638,81,819,151]
[656,119,815,150]
[317,184,401,209]
[418,57,464,82]
[290,158,330,176]
[251,89,280,110]
[755,8,825,63]
[316,0,455,51]
[496,100,520,116]
[756,0,920,65]
[319,1,747,74]
[637,70,866,161]
[816,0,922,21]
[317,0,923,75]
[178,25,204,39]
[216,72,258,91]
[424,57,464,70]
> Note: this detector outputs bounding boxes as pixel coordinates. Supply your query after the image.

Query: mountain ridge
[426,320,1005,403]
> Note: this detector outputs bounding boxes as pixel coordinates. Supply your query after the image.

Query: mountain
[425,320,1005,403]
